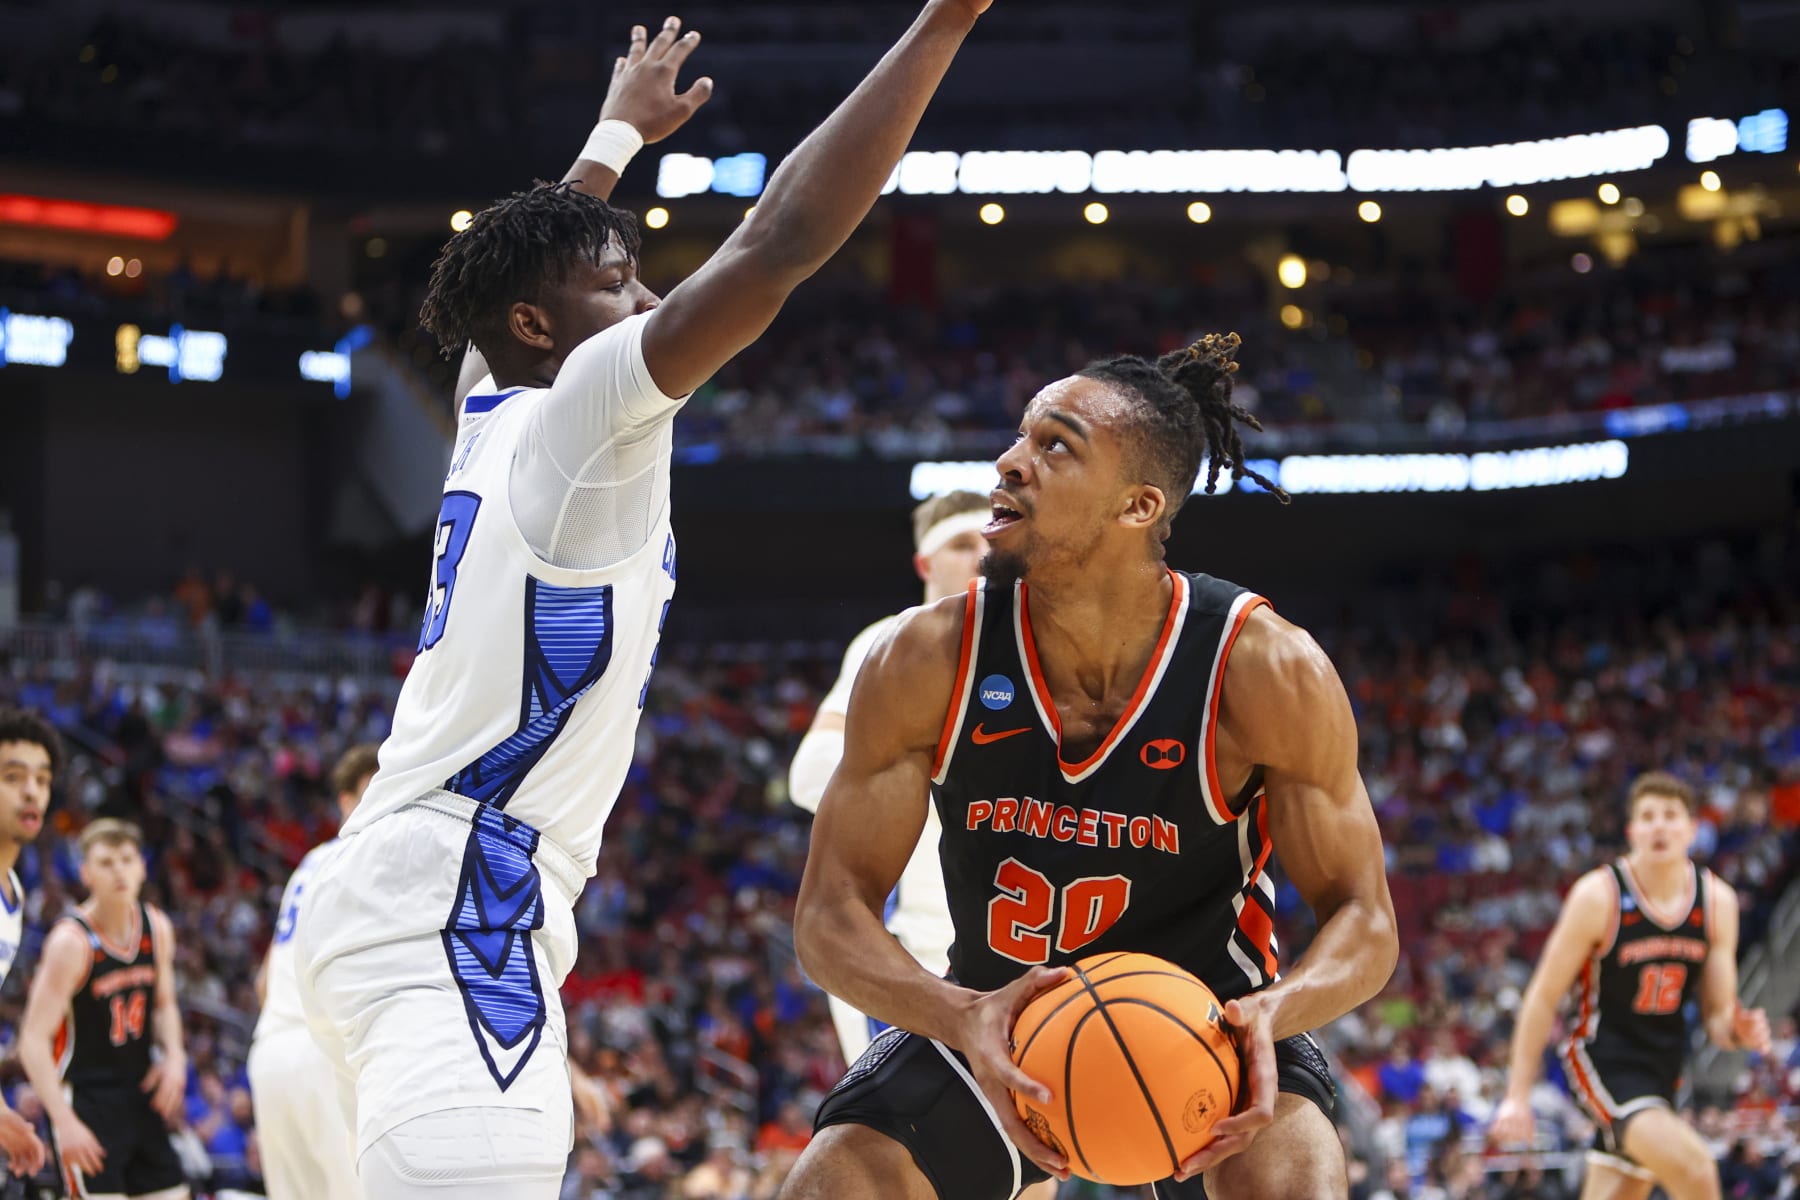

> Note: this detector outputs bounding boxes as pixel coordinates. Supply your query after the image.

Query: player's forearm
[741,1,979,280]
[795,892,973,1046]
[1502,989,1557,1098]
[1256,897,1396,1042]
[155,1001,186,1062]
[563,161,623,200]
[17,1039,75,1125]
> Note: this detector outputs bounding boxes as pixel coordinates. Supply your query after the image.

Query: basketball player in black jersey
[1492,772,1771,1200]
[781,335,1398,1200]
[19,820,188,1200]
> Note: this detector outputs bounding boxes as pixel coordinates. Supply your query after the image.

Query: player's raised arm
[19,922,105,1175]
[793,595,1072,1179]
[640,0,992,398]
[1697,874,1772,1057]
[453,17,713,410]
[1489,868,1614,1145]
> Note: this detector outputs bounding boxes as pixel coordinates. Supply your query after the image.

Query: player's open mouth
[985,493,1026,536]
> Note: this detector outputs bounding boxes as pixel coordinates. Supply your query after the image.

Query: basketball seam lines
[1014,963,1178,1063]
[1096,997,1239,1116]
[1072,964,1181,1177]
[1063,1006,1105,1180]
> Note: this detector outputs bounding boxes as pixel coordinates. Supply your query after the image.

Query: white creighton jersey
[0,871,22,986]
[347,313,682,870]
[824,617,955,975]
[255,841,339,1041]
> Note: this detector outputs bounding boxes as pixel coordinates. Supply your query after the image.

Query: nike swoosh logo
[972,724,1031,745]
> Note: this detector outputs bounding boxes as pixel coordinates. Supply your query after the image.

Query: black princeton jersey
[932,571,1279,1001]
[57,903,159,1089]
[1565,860,1712,1076]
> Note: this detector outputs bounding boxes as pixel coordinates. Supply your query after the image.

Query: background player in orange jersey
[780,336,1398,1200]
[1492,771,1773,1200]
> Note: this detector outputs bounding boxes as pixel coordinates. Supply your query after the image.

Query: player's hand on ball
[1488,1095,1536,1147]
[53,1114,105,1176]
[0,1108,44,1176]
[963,966,1073,1180]
[142,1056,187,1124]
[599,16,714,145]
[1732,1005,1772,1056]
[1174,995,1276,1181]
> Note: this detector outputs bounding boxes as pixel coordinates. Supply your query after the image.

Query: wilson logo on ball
[1140,739,1186,770]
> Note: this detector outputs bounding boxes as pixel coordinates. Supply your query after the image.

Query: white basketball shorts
[247,1026,363,1200]
[294,790,582,1158]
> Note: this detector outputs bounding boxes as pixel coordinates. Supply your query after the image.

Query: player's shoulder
[1218,602,1348,737]
[145,903,177,943]
[1565,865,1621,912]
[40,913,93,960]
[852,591,970,704]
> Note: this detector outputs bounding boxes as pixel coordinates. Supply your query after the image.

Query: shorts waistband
[399,790,587,906]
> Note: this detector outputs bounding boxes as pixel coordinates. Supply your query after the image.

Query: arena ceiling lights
[657,125,1691,199]
[909,441,1631,500]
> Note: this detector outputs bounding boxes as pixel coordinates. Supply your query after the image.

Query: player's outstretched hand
[960,965,1073,1181]
[142,1056,186,1124]
[52,1114,105,1176]
[600,16,713,145]
[0,1107,45,1176]
[1732,1004,1773,1057]
[1174,994,1277,1182]
[1488,1094,1536,1147]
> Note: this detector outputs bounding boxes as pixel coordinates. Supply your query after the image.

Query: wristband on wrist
[580,120,645,174]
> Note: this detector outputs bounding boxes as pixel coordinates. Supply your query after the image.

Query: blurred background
[1,0,1798,1196]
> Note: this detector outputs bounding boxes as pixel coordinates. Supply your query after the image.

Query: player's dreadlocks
[1080,332,1289,534]
[419,181,643,359]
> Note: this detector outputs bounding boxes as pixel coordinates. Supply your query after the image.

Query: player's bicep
[1526,873,1613,1004]
[1700,877,1740,1019]
[640,236,800,400]
[21,925,88,1036]
[1243,624,1390,918]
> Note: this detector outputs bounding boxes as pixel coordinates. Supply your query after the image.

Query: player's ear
[507,301,556,353]
[1119,483,1166,533]
[913,553,931,583]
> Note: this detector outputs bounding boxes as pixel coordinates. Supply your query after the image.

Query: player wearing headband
[790,491,989,1063]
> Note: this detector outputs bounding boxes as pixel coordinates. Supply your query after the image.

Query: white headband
[917,510,990,558]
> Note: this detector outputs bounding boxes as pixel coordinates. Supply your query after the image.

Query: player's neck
[82,894,139,938]
[1023,562,1172,694]
[0,840,20,898]
[1626,852,1691,898]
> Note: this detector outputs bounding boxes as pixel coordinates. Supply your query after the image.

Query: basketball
[1009,952,1241,1186]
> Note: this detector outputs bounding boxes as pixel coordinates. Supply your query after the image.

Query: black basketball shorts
[814,1026,1336,1200]
[52,1084,186,1198]
[1561,1041,1678,1161]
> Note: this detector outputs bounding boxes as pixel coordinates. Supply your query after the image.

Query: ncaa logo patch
[979,675,1015,711]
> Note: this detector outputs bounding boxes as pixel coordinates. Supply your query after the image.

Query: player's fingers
[1175,1130,1255,1180]
[662,29,702,69]
[992,1094,1069,1178]
[994,1054,1052,1105]
[626,25,649,64]
[678,77,715,112]
[646,15,682,60]
[614,56,627,78]
[1008,965,1072,1015]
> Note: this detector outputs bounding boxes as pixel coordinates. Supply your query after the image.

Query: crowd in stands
[12,218,1797,459]
[0,529,1797,1198]
[1,9,1788,161]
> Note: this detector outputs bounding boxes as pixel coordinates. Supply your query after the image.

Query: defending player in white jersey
[248,744,378,1200]
[0,708,54,1177]
[788,492,987,1063]
[295,5,1006,1196]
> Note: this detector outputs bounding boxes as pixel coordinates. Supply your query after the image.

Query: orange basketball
[1009,952,1240,1186]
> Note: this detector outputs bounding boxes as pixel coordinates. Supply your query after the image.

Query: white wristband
[579,120,645,175]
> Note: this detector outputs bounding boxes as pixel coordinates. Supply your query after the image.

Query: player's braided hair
[1080,333,1289,534]
[419,181,643,358]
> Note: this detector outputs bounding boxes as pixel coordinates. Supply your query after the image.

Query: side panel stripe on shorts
[926,1038,1022,1200]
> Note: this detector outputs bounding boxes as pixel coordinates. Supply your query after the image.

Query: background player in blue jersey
[1492,772,1773,1200]
[784,335,1399,1200]
[295,3,1020,1197]
[0,708,56,1179]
